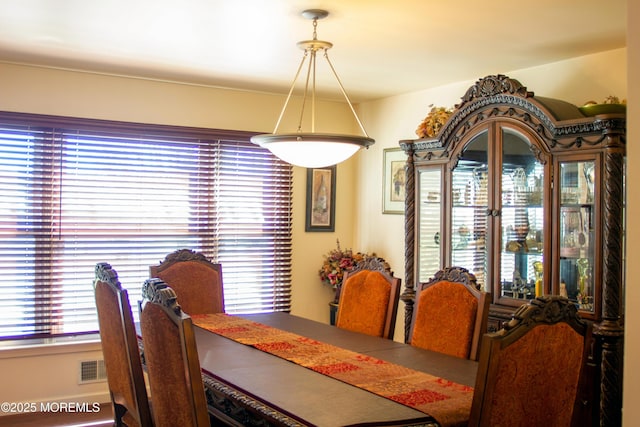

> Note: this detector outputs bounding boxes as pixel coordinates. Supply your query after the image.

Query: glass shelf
[559,161,595,313]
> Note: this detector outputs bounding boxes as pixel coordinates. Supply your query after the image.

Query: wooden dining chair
[93,262,153,427]
[139,278,211,427]
[149,248,224,315]
[469,295,592,427]
[335,257,401,339]
[409,266,489,360]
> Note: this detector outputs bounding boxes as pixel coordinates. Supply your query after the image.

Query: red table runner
[192,313,472,427]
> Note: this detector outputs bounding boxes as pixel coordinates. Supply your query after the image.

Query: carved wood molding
[423,266,479,290]
[157,248,211,265]
[350,256,394,276]
[141,278,182,315]
[595,148,625,427]
[401,143,416,343]
[402,75,626,167]
[404,108,624,170]
[203,375,305,427]
[458,75,533,106]
[504,295,586,333]
[94,262,122,290]
[450,101,624,154]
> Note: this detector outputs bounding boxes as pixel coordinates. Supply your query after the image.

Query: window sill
[0,334,102,359]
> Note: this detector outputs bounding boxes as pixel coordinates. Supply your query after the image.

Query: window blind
[0,112,293,341]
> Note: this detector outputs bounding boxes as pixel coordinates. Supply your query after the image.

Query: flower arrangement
[415,105,454,138]
[318,240,374,289]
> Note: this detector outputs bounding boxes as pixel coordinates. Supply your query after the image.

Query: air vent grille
[79,359,107,384]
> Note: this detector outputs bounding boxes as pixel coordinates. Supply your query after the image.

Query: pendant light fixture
[251,9,375,168]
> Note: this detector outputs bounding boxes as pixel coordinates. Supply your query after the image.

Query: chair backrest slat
[139,278,210,427]
[93,262,153,427]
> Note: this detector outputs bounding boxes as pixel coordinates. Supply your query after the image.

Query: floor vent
[79,359,107,384]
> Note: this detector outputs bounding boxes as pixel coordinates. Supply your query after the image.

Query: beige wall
[0,63,359,134]
[0,341,108,408]
[0,20,636,420]
[623,0,638,423]
[0,61,359,406]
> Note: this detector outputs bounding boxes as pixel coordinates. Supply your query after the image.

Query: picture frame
[306,166,336,232]
[383,148,406,214]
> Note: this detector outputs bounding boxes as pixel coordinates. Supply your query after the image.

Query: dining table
[190,312,478,427]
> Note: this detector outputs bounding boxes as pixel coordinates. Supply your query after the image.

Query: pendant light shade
[251,133,374,169]
[251,9,375,168]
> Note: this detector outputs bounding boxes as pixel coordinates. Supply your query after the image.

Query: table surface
[194,312,478,427]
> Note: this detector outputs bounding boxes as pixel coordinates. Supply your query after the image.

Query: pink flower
[319,240,375,289]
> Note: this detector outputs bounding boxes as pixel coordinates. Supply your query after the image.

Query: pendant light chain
[312,16,319,40]
[304,16,321,133]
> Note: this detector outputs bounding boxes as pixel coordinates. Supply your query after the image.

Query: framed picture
[383,148,406,214]
[306,166,336,232]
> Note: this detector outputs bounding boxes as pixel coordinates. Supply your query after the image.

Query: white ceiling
[0,0,627,102]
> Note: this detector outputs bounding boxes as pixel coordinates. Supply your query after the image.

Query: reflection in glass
[533,261,543,297]
[583,163,595,203]
[559,160,595,313]
[576,258,591,308]
[451,132,489,290]
[499,129,544,300]
[417,168,442,282]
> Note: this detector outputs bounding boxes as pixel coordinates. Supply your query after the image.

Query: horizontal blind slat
[0,112,292,341]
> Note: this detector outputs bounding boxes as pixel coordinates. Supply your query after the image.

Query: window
[0,112,293,341]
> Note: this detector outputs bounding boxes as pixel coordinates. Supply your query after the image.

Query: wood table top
[194,312,477,427]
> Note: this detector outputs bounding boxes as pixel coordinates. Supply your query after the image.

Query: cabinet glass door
[499,129,544,302]
[451,132,489,290]
[559,160,595,314]
[417,167,442,282]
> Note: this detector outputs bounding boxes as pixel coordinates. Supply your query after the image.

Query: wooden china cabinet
[400,75,625,425]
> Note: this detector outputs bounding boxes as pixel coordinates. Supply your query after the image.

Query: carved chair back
[469,295,591,427]
[139,278,210,427]
[149,248,224,315]
[93,262,153,427]
[409,266,489,360]
[336,257,401,339]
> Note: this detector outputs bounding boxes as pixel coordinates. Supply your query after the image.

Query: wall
[622,0,639,423]
[0,61,359,407]
[0,42,634,417]
[0,341,109,409]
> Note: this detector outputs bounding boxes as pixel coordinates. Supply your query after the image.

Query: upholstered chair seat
[409,266,489,360]
[335,257,401,339]
[150,248,224,315]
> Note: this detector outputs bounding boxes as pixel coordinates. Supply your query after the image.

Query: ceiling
[0,0,627,102]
